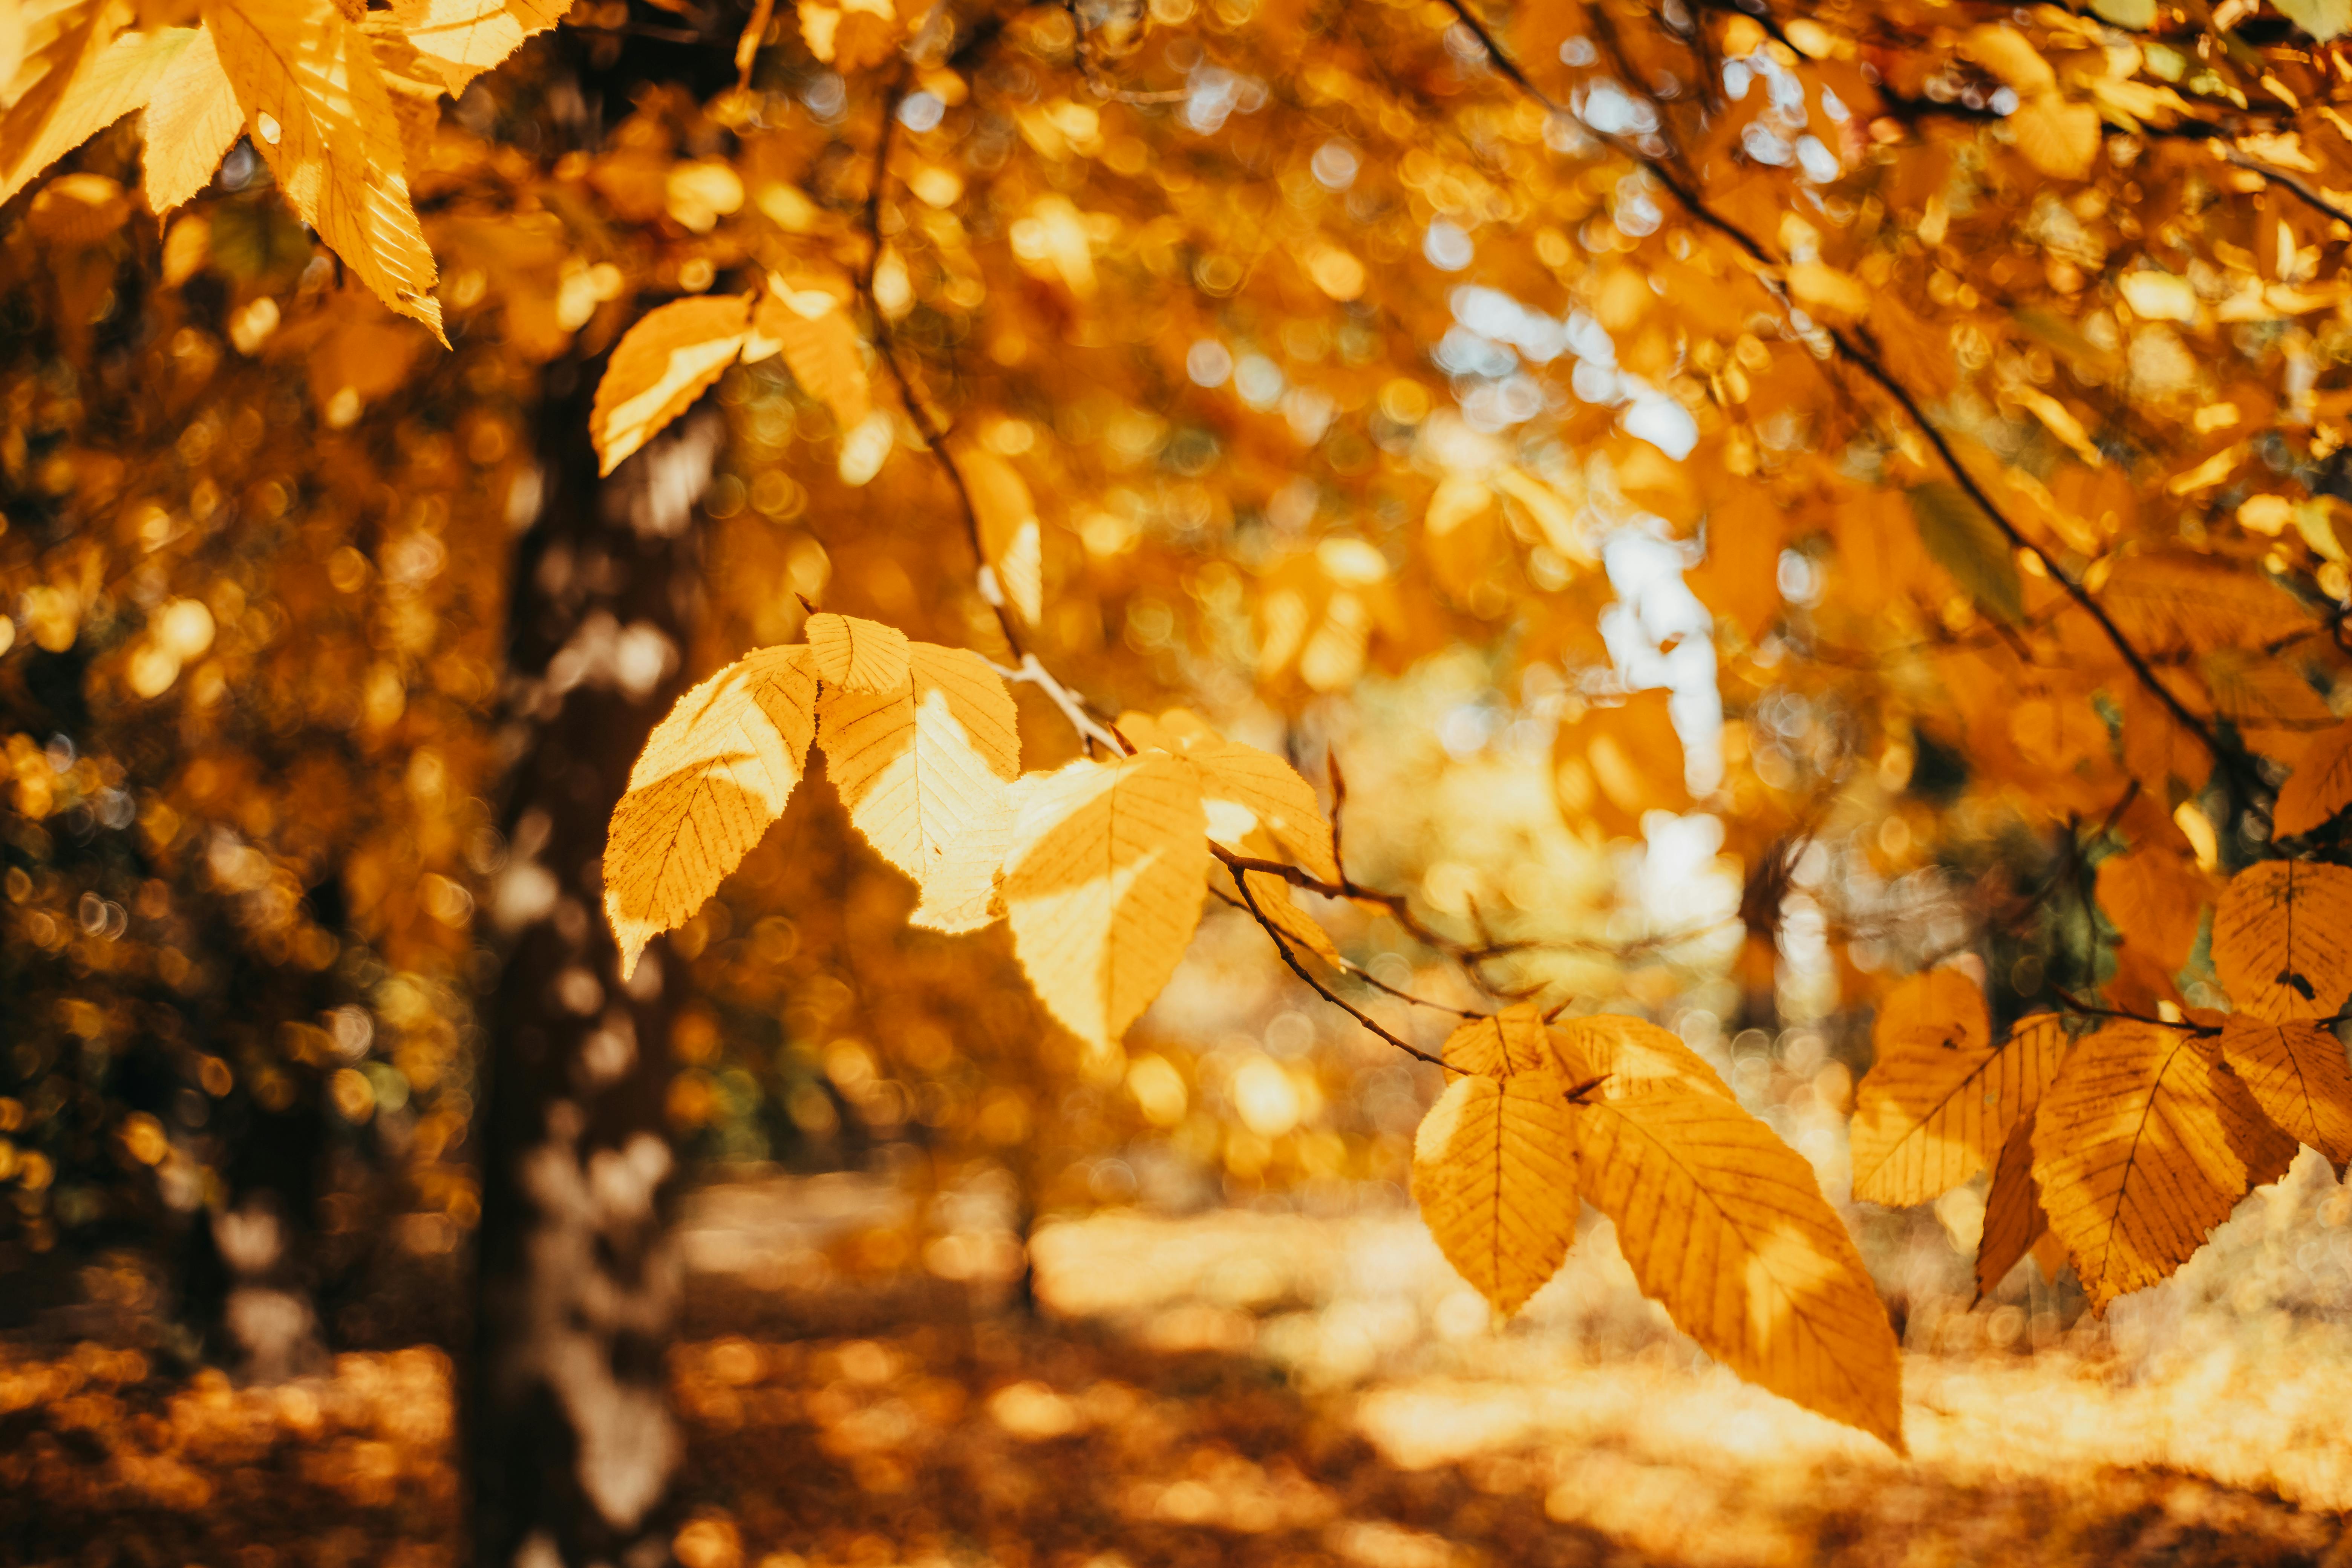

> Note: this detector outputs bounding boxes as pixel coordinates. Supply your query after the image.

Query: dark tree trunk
[466,360,718,1568]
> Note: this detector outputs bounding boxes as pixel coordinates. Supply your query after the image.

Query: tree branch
[1434,0,2236,777]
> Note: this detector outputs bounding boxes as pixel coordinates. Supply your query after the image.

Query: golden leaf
[2032,1022,2294,1311]
[950,441,1044,625]
[603,646,819,978]
[2096,843,2216,975]
[1851,976,2067,1206]
[588,293,753,475]
[1974,1110,2058,1300]
[141,22,241,213]
[2274,717,2352,838]
[805,611,911,696]
[386,0,570,95]
[1784,261,1871,321]
[1440,1002,1557,1077]
[2099,552,2303,657]
[1002,752,1208,1051]
[2217,1013,2352,1165]
[2011,91,2100,181]
[1960,23,2056,93]
[1,17,193,208]
[203,0,446,338]
[751,281,872,431]
[1551,1012,1734,1101]
[1117,709,1338,882]
[1227,864,1341,963]
[2211,859,2352,1021]
[1412,1072,1580,1317]
[1576,1083,1905,1450]
[818,643,1020,936]
[361,13,448,188]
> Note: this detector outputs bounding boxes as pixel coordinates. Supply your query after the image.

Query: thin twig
[1227,864,1450,1067]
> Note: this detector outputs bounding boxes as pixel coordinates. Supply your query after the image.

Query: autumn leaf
[603,646,819,978]
[1576,1082,1905,1450]
[818,643,1020,936]
[2210,860,2352,1022]
[203,0,446,338]
[805,611,911,695]
[749,283,872,432]
[1,15,194,208]
[1439,1002,1556,1077]
[589,294,753,475]
[1907,483,2023,625]
[2096,843,2216,976]
[2216,1013,2352,1167]
[1851,974,2067,1207]
[1974,1110,2059,1301]
[2010,93,2101,181]
[1225,863,1341,963]
[950,441,1045,626]
[1412,1072,1580,1317]
[2274,717,2352,839]
[141,22,242,213]
[1550,1012,1733,1101]
[2032,1022,2295,1311]
[1002,752,1208,1052]
[386,0,570,96]
[1117,709,1338,882]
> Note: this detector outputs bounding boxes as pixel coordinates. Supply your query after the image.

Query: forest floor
[11,1175,2352,1568]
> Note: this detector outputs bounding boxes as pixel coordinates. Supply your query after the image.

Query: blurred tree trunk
[466,357,718,1568]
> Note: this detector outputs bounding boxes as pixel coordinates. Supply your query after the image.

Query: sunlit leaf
[588,293,753,475]
[1412,1071,1579,1317]
[2211,860,2352,1022]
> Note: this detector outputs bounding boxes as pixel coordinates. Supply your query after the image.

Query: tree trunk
[466,360,718,1568]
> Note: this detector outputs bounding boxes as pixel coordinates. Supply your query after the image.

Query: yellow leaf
[2211,859,2352,1021]
[1412,1072,1580,1317]
[142,21,241,213]
[0,0,24,90]
[2274,717,2352,838]
[1,16,193,208]
[203,0,446,338]
[588,293,752,475]
[805,611,910,695]
[1974,1110,2057,1300]
[2218,1013,2352,1165]
[1784,261,1871,321]
[361,12,447,189]
[750,284,872,431]
[2099,551,2301,657]
[950,441,1044,625]
[1960,23,2056,93]
[2011,91,2100,180]
[2032,1022,2295,1311]
[386,0,570,95]
[1003,752,1208,1051]
[818,643,1020,936]
[2096,842,2216,975]
[1576,1083,1905,1450]
[1551,1012,1734,1101]
[1440,1002,1557,1077]
[603,646,819,979]
[1228,864,1341,963]
[1116,709,1338,882]
[1851,977,2068,1206]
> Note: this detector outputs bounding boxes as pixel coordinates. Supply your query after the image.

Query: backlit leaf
[141,22,241,213]
[752,285,872,431]
[2211,860,2352,1021]
[1,17,192,208]
[818,643,1020,936]
[2096,843,2216,976]
[203,0,446,337]
[603,646,819,979]
[1576,1083,1905,1450]
[1412,1071,1579,1317]
[2217,1013,2352,1166]
[1003,752,1208,1051]
[951,441,1044,626]
[1851,976,2067,1206]
[806,611,911,696]
[1907,483,2023,625]
[1974,1110,2056,1300]
[1551,1012,1733,1101]
[1118,709,1337,882]
[2273,717,2352,838]
[1440,1002,1556,1077]
[386,0,570,95]
[588,293,752,475]
[2032,1022,2296,1311]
